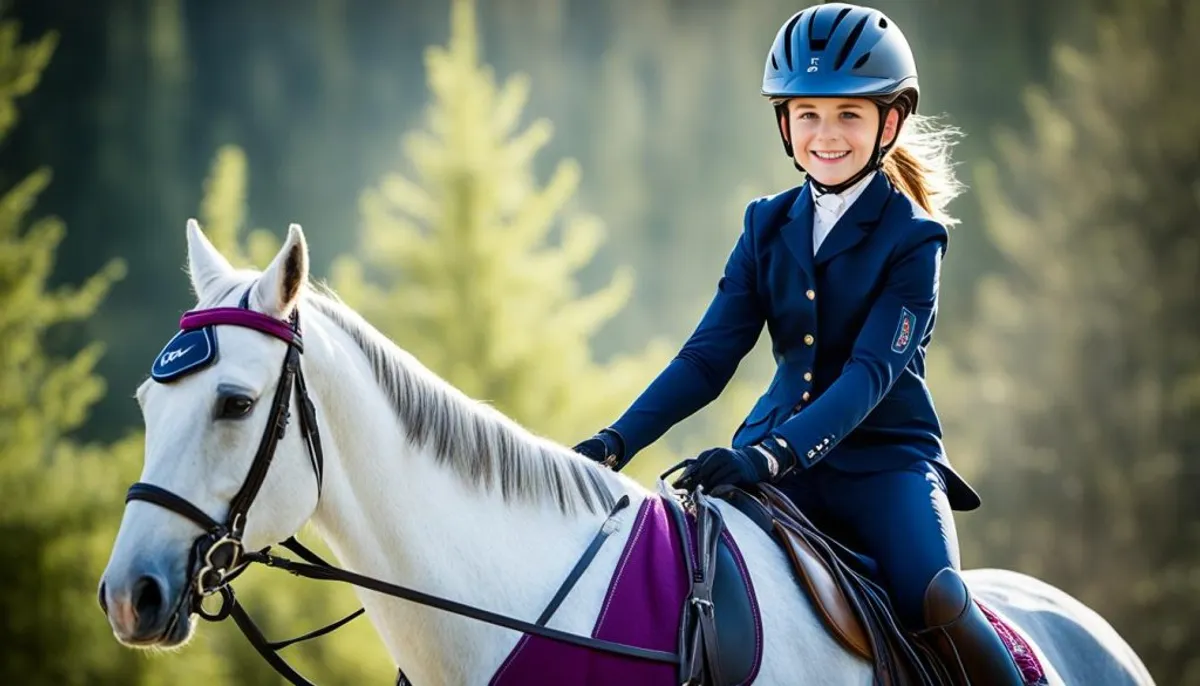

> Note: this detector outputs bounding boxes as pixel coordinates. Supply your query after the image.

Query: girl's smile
[780,98,899,186]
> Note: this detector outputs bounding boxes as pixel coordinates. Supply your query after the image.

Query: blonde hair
[770,98,966,226]
[880,113,965,226]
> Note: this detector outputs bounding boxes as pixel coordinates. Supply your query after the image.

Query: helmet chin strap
[777,102,899,197]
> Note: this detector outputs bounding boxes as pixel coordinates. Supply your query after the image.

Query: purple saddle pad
[489,495,763,685]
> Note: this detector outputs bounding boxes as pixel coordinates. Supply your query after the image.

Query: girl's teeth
[814,151,849,160]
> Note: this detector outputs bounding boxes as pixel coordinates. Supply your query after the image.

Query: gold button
[804,334,815,346]
[802,391,811,401]
[806,289,816,300]
[803,371,813,382]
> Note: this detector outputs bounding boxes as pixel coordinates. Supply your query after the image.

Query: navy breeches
[778,461,960,631]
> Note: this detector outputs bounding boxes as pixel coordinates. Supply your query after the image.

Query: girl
[574,4,1024,684]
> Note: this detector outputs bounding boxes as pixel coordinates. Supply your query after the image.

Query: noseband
[126,287,325,622]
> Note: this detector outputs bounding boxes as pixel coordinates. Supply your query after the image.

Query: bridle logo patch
[150,327,218,383]
[159,345,195,367]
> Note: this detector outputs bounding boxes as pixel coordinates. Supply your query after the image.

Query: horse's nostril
[132,575,164,621]
[98,581,109,614]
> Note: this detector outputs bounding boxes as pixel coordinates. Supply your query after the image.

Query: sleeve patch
[891,306,917,353]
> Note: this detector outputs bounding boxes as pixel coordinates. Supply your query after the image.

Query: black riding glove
[572,428,626,469]
[672,437,797,492]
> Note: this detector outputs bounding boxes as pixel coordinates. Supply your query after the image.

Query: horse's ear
[252,223,309,318]
[186,218,234,298]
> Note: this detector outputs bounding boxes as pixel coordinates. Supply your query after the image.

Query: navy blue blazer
[611,173,980,511]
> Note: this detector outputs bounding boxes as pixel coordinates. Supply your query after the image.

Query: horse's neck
[302,316,638,683]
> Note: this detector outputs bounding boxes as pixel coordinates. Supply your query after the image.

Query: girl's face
[781,97,900,187]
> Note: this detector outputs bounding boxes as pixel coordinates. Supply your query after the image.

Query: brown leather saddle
[715,482,956,686]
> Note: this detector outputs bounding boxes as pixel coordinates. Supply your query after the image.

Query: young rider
[574,4,1025,683]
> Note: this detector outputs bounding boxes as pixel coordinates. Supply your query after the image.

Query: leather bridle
[125,288,322,625]
[119,286,679,686]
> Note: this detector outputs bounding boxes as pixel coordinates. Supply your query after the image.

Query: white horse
[99,221,1154,685]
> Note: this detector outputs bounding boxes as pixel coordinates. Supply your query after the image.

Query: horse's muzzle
[101,567,191,647]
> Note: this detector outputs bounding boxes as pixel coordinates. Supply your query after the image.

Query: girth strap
[660,478,725,686]
[692,489,726,685]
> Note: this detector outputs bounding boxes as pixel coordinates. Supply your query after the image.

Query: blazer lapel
[779,184,816,281]
[813,172,893,267]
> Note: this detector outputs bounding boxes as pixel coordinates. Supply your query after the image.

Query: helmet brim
[762,74,918,100]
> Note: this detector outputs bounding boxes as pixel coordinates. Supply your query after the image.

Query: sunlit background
[2,0,1197,683]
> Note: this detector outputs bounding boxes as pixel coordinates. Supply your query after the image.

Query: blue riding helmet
[762,3,919,191]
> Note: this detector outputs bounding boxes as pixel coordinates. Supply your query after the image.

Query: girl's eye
[840,111,861,119]
[217,394,255,419]
[797,112,816,120]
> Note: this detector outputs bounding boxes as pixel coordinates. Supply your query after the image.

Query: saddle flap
[772,520,872,660]
[719,484,955,686]
[710,530,761,682]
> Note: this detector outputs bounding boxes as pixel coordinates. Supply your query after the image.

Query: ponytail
[881,113,966,226]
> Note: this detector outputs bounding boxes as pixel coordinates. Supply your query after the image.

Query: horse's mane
[197,271,617,516]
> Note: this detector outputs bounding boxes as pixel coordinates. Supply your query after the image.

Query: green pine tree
[0,18,116,683]
[0,17,228,685]
[199,144,281,269]
[329,0,687,482]
[944,2,1200,681]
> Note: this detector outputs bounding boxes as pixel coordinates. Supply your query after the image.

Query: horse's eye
[217,394,255,419]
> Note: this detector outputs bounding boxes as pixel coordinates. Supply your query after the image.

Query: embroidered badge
[891,307,917,353]
[151,326,218,383]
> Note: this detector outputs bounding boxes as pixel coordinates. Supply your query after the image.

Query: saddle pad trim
[979,602,1049,686]
[592,498,654,632]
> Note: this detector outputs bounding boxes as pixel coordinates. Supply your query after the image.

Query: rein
[125,289,676,685]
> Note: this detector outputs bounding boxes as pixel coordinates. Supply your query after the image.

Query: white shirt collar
[811,171,875,216]
[811,172,875,255]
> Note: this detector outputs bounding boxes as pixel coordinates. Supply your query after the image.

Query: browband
[150,286,301,383]
[179,308,302,350]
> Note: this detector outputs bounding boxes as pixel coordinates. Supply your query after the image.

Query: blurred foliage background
[1,0,1196,683]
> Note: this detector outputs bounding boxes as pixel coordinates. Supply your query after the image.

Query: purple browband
[180,308,302,348]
